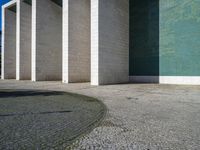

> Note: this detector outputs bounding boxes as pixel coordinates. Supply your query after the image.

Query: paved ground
[0,87,105,149]
[0,80,200,149]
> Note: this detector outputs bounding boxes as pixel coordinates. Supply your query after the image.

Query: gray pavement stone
[0,87,105,149]
[0,80,200,149]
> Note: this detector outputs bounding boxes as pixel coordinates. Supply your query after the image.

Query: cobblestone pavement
[0,87,106,149]
[0,80,200,149]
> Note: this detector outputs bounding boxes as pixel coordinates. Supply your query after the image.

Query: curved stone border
[0,89,107,149]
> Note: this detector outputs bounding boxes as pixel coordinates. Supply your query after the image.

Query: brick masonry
[91,0,129,85]
[32,0,62,81]
[1,1,17,79]
[2,0,200,85]
[16,0,31,80]
[63,0,90,83]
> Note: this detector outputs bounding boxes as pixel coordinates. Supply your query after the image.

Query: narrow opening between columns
[17,0,32,80]
[32,0,62,81]
[63,0,91,83]
[3,4,17,79]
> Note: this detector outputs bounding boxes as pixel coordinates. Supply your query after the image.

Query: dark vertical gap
[50,0,62,7]
[129,0,159,77]
[8,5,16,13]
[23,0,32,6]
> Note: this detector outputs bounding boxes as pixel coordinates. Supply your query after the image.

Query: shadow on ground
[0,89,106,149]
[0,90,65,98]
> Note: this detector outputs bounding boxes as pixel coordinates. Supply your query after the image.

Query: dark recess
[129,0,159,76]
[8,5,16,13]
[51,0,62,7]
[23,0,32,5]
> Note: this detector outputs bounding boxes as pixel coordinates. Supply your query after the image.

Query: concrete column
[16,0,32,80]
[91,0,129,85]
[1,2,17,79]
[32,0,62,81]
[63,0,90,83]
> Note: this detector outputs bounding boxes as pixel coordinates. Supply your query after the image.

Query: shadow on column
[32,0,62,81]
[2,4,17,79]
[17,0,32,80]
[62,0,91,83]
[129,0,159,83]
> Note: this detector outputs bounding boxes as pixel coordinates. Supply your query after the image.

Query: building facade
[1,0,200,85]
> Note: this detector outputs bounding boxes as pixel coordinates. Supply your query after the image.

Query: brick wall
[91,0,129,85]
[32,0,62,81]
[63,0,90,83]
[16,0,31,80]
[2,7,16,79]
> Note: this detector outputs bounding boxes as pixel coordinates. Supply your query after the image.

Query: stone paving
[0,80,200,149]
[0,87,106,149]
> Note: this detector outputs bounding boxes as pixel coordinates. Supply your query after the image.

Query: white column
[62,0,69,83]
[91,0,129,85]
[91,0,99,85]
[62,0,90,83]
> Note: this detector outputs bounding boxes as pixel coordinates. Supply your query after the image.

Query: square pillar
[16,0,32,80]
[1,1,17,79]
[32,0,62,81]
[91,0,129,85]
[62,0,90,83]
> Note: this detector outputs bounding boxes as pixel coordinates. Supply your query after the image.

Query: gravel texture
[0,88,105,149]
[0,80,200,150]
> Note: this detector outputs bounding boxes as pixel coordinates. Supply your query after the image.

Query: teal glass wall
[130,0,200,76]
[160,0,200,76]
